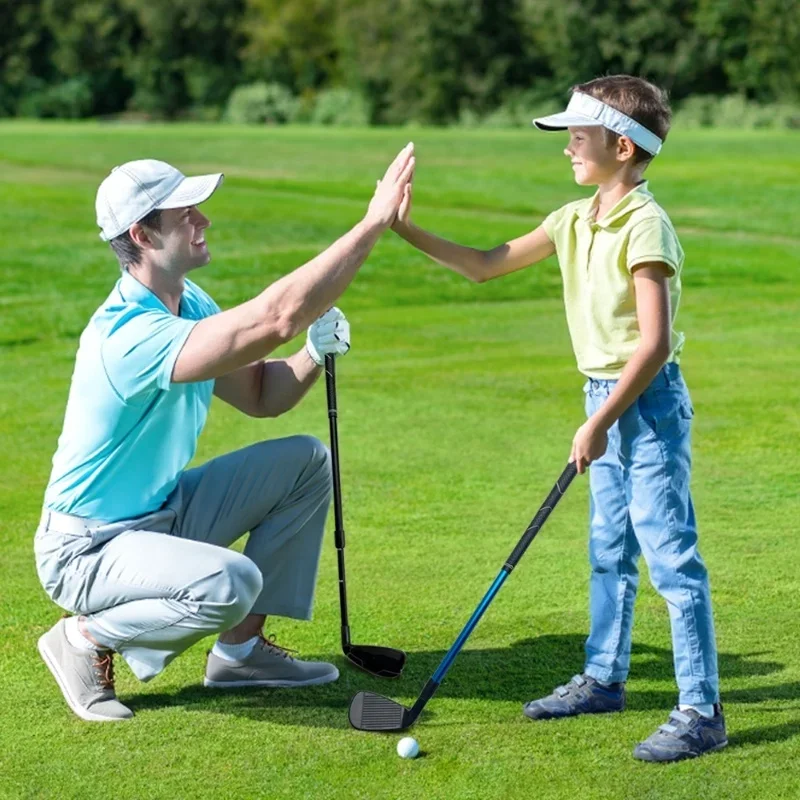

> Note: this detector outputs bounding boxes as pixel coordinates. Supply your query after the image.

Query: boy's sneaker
[523,673,625,720]
[204,634,339,688]
[38,619,133,722]
[633,704,728,762]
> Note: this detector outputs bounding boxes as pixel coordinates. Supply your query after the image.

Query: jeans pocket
[638,391,693,438]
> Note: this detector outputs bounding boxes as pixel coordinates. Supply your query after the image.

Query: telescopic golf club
[325,354,406,679]
[348,461,578,730]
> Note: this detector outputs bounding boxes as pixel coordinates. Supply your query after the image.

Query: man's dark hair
[571,75,672,165]
[108,208,163,270]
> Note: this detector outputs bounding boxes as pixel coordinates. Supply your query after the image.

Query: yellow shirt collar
[583,181,653,227]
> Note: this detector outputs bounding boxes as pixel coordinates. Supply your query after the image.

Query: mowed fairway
[0,122,798,800]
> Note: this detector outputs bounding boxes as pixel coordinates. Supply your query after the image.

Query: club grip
[504,462,578,571]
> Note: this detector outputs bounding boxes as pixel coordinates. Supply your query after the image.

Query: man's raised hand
[366,143,415,230]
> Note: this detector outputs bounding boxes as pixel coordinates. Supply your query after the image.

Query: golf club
[325,353,406,679]
[348,461,578,730]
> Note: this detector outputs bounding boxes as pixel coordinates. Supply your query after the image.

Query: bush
[310,89,370,126]
[17,78,93,119]
[224,82,298,125]
[675,95,800,129]
[456,91,561,129]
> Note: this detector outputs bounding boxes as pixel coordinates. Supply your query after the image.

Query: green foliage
[40,0,137,116]
[224,81,299,124]
[16,77,94,118]
[0,0,799,121]
[337,0,544,125]
[241,0,340,93]
[310,88,370,126]
[675,95,800,128]
[120,0,246,118]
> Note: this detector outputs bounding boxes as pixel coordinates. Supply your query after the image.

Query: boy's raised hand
[366,143,415,230]
[394,175,414,229]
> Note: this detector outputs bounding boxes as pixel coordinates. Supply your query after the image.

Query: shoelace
[92,651,116,691]
[257,633,297,661]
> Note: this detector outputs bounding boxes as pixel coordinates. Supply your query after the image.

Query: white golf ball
[396,736,420,759]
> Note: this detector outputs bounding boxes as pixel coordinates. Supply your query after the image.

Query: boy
[390,76,724,762]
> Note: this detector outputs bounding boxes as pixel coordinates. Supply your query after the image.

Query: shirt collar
[582,181,653,227]
[118,269,172,313]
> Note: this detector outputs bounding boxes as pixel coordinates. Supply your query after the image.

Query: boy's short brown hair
[571,75,671,164]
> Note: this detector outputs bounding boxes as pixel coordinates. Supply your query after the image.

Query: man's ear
[129,221,155,249]
[616,135,637,162]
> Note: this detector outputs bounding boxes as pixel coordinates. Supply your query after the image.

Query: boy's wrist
[391,218,411,235]
[588,411,613,434]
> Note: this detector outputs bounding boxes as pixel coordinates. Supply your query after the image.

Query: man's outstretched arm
[172,144,415,384]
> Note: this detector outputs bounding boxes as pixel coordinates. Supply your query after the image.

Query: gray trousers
[34,435,331,681]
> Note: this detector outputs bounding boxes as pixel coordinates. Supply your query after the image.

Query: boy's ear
[616,135,637,162]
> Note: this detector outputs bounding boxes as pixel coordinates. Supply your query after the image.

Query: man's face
[150,205,212,272]
[563,126,620,186]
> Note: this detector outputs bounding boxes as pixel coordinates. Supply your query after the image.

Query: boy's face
[564,126,620,186]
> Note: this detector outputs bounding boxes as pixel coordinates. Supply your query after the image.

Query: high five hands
[368,143,415,230]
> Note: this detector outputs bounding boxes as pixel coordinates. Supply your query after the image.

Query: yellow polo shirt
[542,181,685,379]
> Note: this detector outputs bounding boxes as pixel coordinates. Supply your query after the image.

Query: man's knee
[290,434,331,486]
[202,553,263,626]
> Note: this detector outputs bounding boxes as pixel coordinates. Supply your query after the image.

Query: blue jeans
[582,364,719,706]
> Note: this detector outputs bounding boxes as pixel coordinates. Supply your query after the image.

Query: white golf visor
[533,92,662,155]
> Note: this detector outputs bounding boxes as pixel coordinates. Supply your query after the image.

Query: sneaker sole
[203,668,340,689]
[635,738,728,763]
[524,705,625,721]
[38,635,131,723]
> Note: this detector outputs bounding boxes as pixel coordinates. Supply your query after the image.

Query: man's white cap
[533,92,662,156]
[95,159,224,241]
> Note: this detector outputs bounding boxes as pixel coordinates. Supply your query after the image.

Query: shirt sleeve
[101,308,198,401]
[626,216,683,276]
[541,208,560,243]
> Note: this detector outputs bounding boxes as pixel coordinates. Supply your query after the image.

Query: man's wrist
[358,215,389,239]
[304,342,324,368]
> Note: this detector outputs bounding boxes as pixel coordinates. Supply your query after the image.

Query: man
[35,144,415,722]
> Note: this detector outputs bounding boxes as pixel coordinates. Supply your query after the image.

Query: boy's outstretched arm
[391,181,554,282]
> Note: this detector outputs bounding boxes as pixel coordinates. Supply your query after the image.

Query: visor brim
[532,111,605,131]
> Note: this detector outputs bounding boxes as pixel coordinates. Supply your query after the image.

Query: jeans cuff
[678,686,720,706]
[584,664,628,684]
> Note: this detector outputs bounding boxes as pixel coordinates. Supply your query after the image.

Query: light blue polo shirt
[44,271,220,522]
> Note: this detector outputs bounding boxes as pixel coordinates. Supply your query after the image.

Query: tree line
[2,0,798,123]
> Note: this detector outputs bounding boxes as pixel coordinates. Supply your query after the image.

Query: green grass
[1,122,799,799]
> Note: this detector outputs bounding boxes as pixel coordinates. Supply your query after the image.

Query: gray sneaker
[523,673,626,720]
[38,619,133,722]
[633,705,728,762]
[204,635,339,688]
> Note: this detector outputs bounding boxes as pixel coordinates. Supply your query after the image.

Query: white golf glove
[306,307,351,366]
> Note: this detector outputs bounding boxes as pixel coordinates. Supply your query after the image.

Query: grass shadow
[124,634,793,738]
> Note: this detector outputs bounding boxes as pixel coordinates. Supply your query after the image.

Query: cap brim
[156,173,224,210]
[532,112,605,131]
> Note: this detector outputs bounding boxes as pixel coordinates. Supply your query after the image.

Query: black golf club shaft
[324,354,352,648]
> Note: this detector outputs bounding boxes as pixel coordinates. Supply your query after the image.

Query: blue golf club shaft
[408,462,578,718]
